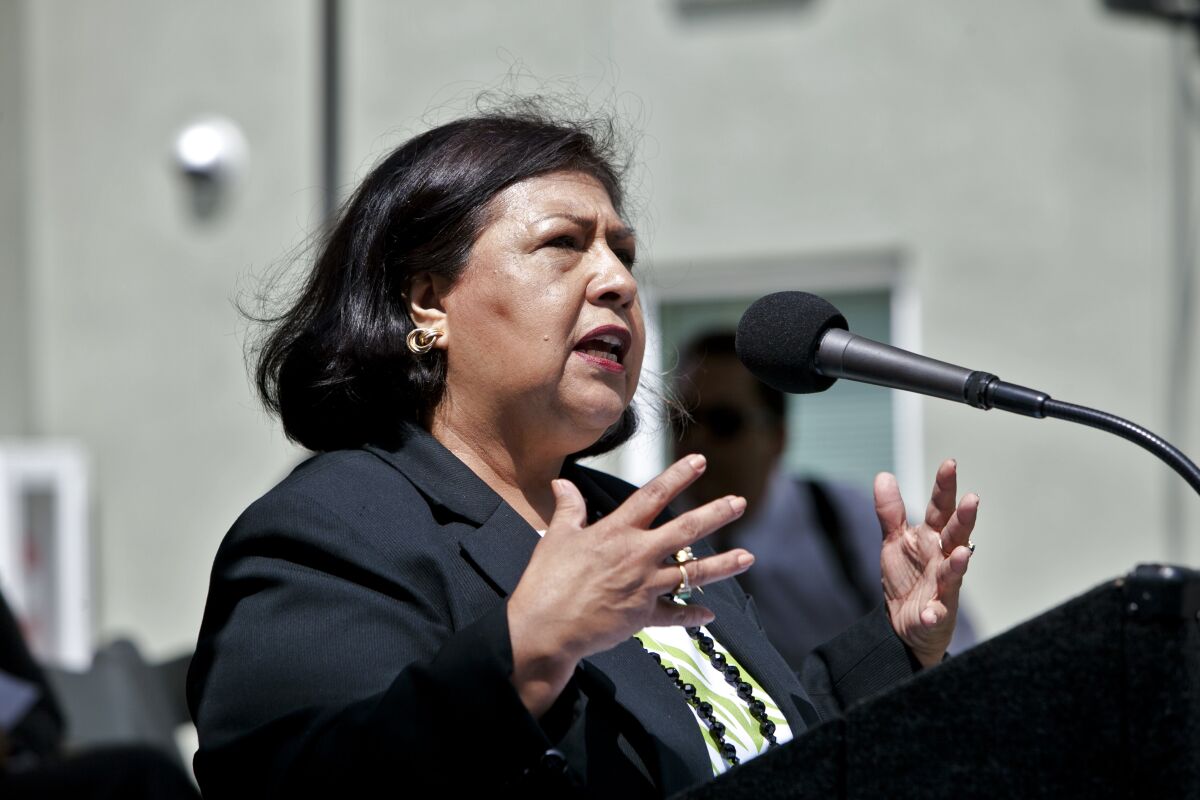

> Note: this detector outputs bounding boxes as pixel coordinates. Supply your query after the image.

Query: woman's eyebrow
[533,212,590,227]
[534,213,636,239]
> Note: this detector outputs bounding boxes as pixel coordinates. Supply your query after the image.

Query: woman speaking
[186,108,978,798]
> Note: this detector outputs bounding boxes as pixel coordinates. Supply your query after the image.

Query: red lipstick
[573,325,632,373]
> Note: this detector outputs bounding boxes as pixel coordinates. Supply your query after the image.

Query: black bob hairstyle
[252,110,639,455]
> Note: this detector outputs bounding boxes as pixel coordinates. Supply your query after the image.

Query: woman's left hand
[875,459,978,668]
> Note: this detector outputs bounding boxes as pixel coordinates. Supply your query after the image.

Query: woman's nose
[589,248,638,307]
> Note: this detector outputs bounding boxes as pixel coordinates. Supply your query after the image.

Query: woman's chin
[555,405,627,452]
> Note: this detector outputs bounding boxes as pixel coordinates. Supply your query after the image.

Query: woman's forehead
[488,171,630,231]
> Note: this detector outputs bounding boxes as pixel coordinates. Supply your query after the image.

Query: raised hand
[875,459,978,668]
[507,454,754,716]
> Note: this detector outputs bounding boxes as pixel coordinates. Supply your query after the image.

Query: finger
[646,596,716,628]
[923,459,959,532]
[612,454,707,528]
[652,550,754,595]
[939,493,979,554]
[657,494,747,556]
[919,603,945,627]
[546,478,588,535]
[927,544,971,626]
[873,472,907,540]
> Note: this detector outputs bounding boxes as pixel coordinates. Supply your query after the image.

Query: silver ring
[673,563,692,601]
[967,540,976,554]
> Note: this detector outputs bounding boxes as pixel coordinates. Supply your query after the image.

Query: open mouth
[573,326,631,367]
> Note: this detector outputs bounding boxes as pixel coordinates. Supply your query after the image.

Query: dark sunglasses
[672,404,777,440]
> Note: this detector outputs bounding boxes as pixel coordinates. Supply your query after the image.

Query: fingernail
[736,551,755,569]
[688,454,706,471]
[700,610,715,625]
[729,496,746,515]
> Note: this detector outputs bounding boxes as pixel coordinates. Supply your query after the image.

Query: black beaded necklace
[638,626,779,768]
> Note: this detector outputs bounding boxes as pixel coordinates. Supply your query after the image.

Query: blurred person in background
[671,331,978,670]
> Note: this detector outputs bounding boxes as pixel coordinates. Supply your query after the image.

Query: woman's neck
[429,408,564,530]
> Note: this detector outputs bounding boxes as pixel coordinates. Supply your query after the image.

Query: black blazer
[187,425,918,798]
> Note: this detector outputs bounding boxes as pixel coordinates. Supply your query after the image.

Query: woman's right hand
[507,454,755,718]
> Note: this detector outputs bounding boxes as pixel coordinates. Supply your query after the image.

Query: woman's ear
[407,272,451,350]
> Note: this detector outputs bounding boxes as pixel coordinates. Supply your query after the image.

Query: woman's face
[434,170,644,456]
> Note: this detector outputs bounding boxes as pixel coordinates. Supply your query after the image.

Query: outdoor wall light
[172,116,249,221]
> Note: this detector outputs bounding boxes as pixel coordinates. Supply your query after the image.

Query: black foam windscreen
[735,291,848,394]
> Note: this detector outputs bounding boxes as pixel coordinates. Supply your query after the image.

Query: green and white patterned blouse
[635,622,793,775]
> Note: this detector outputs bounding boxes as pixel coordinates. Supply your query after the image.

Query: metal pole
[320,0,341,225]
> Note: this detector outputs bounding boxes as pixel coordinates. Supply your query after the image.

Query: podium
[679,564,1200,799]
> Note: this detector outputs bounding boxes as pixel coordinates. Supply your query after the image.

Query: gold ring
[674,546,696,564]
[673,563,692,601]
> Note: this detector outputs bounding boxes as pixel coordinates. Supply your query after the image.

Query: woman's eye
[547,235,581,250]
[544,235,634,269]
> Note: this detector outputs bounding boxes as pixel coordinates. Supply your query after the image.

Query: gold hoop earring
[406,327,443,355]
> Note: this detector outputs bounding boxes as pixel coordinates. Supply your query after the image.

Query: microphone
[734,291,1200,495]
[734,291,1050,417]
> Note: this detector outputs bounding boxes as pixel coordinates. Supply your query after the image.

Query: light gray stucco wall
[22,0,318,656]
[0,1,30,436]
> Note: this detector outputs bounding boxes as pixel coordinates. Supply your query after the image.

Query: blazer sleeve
[728,576,920,724]
[799,603,922,719]
[186,487,578,799]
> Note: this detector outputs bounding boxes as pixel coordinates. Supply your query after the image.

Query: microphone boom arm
[815,329,1200,497]
[1040,399,1200,496]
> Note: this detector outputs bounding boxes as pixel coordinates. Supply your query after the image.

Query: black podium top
[680,564,1200,799]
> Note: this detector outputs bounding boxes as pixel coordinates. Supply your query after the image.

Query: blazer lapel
[366,432,734,790]
[457,501,539,596]
[564,466,715,789]
[366,429,541,596]
[365,426,503,527]
[570,462,816,744]
[701,584,817,733]
[450,495,713,792]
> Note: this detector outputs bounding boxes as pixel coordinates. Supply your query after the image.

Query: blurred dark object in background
[1103,0,1200,29]
[0,589,198,798]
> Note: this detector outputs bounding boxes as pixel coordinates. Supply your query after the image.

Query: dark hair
[675,330,787,423]
[252,110,637,454]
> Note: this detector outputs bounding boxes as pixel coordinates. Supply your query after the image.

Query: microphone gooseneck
[1040,400,1200,494]
[735,291,1200,496]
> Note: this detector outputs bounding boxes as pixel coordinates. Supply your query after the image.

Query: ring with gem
[674,546,696,564]
[672,563,692,601]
